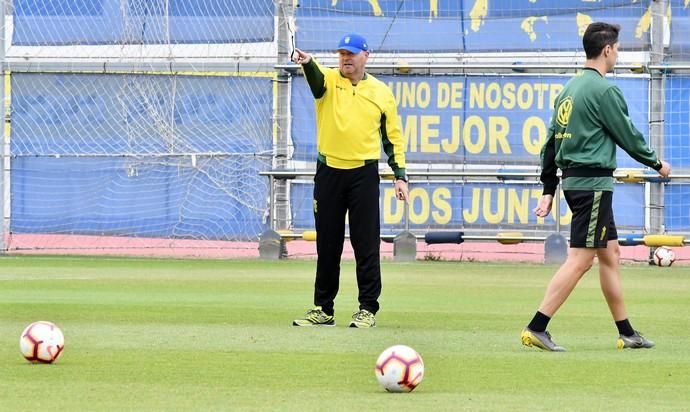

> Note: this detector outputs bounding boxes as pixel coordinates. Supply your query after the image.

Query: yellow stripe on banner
[17,69,275,79]
[148,71,276,79]
[643,235,685,247]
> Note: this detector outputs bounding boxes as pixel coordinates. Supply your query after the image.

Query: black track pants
[313,161,381,316]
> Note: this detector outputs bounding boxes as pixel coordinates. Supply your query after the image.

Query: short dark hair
[583,22,620,59]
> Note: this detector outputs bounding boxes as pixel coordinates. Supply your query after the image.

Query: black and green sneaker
[292,307,335,327]
[349,309,376,328]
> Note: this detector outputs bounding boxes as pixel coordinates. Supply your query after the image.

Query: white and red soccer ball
[653,246,676,267]
[19,321,65,364]
[375,344,424,392]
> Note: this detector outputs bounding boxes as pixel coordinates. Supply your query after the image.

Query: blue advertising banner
[669,1,690,61]
[666,184,690,232]
[290,181,645,231]
[11,73,273,155]
[461,0,647,52]
[10,73,273,239]
[665,75,690,169]
[11,157,269,240]
[11,1,677,52]
[295,0,649,53]
[12,0,274,45]
[292,74,649,168]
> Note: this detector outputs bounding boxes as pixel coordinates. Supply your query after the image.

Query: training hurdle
[259,169,690,261]
[260,229,690,263]
[259,228,553,261]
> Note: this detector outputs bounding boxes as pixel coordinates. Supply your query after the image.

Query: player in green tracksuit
[521,22,671,351]
[291,33,409,328]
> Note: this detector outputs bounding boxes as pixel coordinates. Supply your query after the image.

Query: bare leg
[597,239,627,321]
[538,247,596,316]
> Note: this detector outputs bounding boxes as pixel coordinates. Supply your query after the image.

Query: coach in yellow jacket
[292,33,408,328]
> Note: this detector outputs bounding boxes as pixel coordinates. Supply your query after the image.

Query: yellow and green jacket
[301,59,407,179]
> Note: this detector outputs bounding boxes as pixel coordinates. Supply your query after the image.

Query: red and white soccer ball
[653,246,676,267]
[19,321,65,364]
[375,345,424,393]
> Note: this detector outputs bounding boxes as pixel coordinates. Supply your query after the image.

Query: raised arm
[292,48,326,99]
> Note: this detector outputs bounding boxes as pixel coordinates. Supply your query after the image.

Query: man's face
[338,49,368,79]
[605,42,619,73]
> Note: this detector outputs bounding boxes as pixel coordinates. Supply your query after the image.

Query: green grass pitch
[1,255,689,410]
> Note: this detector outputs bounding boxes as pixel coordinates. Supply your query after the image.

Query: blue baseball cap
[337,33,369,54]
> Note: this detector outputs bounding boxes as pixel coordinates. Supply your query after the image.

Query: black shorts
[564,190,618,248]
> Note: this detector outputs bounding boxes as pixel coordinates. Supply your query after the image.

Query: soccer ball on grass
[19,321,65,364]
[375,344,424,392]
[653,246,676,267]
